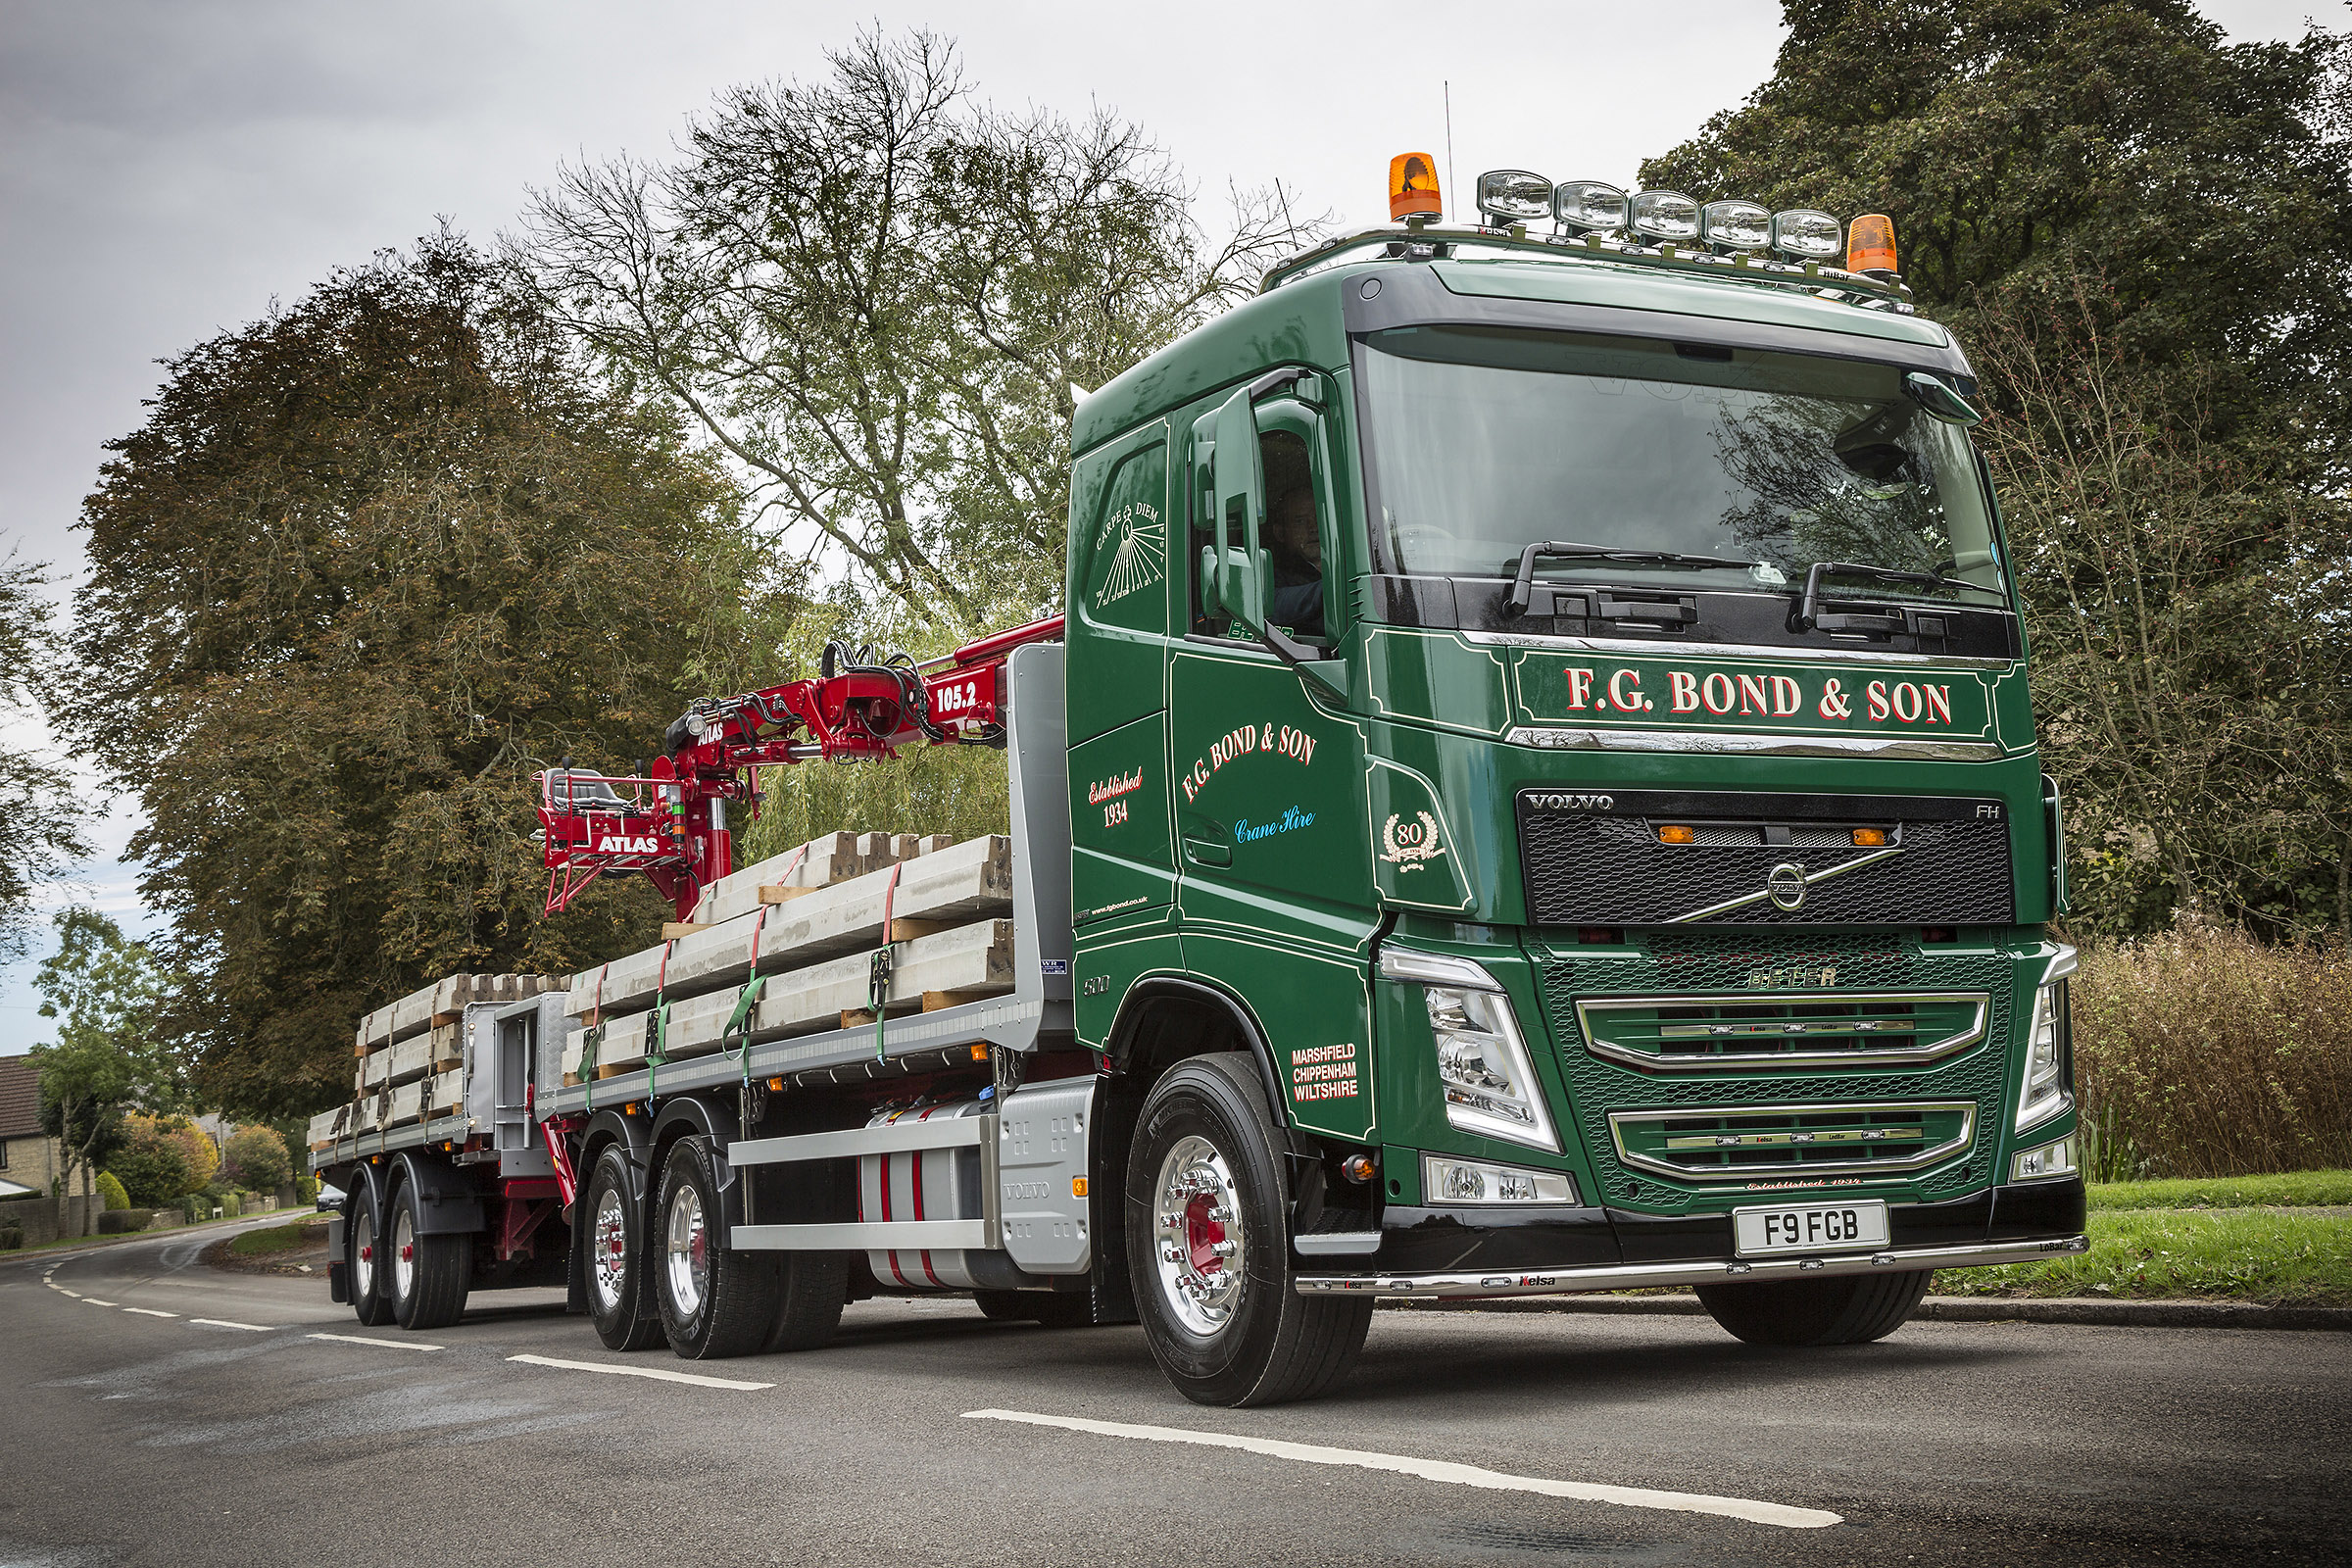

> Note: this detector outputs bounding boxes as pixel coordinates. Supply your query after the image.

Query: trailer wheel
[1125,1053,1372,1406]
[585,1146,662,1351]
[1695,1268,1935,1347]
[348,1184,393,1327]
[655,1136,782,1360]
[387,1181,472,1332]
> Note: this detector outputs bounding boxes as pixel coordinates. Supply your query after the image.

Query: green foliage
[64,230,784,1120]
[227,1217,319,1256]
[94,1170,128,1211]
[1642,2,2352,939]
[525,27,1315,623]
[109,1112,213,1205]
[220,1124,292,1193]
[2073,924,2352,1179]
[0,558,88,961]
[1936,1205,2352,1305]
[2087,1169,2352,1211]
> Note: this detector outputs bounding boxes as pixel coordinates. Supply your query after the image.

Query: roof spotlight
[1552,180,1630,233]
[1770,209,1842,261]
[1628,189,1700,245]
[1699,200,1772,253]
[1475,170,1554,225]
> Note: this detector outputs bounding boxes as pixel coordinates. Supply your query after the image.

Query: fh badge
[1379,811,1446,873]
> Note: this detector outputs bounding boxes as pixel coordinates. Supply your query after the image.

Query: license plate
[1732,1200,1889,1257]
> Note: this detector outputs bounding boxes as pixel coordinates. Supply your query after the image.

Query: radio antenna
[1444,80,1455,222]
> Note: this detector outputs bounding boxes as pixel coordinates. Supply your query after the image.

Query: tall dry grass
[2072,922,2352,1181]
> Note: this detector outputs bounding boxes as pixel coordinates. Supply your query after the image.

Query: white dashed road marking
[189,1318,274,1332]
[122,1306,178,1318]
[309,1332,442,1351]
[508,1353,773,1391]
[56,1288,81,1298]
[81,1298,118,1307]
[962,1409,1843,1531]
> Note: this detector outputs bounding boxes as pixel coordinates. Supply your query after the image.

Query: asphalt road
[4,1221,2348,1567]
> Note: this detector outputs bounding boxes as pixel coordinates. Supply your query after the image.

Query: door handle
[1181,823,1233,867]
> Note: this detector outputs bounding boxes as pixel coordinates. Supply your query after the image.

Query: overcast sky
[0,0,2334,1047]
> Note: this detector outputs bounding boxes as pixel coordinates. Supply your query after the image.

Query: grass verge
[1937,1205,2352,1306]
[226,1216,327,1257]
[2085,1169,2352,1211]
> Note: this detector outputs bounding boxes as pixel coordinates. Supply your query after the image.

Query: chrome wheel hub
[664,1182,708,1321]
[1152,1135,1245,1336]
[353,1207,375,1298]
[391,1206,416,1302]
[592,1186,628,1312]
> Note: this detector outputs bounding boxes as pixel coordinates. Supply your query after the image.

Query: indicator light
[1852,827,1888,847]
[970,1044,989,1061]
[766,1076,784,1091]
[1847,213,1897,276]
[1390,152,1443,221]
[1658,824,1695,844]
[1341,1152,1378,1184]
[1071,1176,1089,1198]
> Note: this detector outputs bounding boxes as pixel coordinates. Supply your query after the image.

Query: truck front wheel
[655,1136,782,1360]
[585,1147,662,1350]
[1695,1268,1934,1347]
[1125,1054,1372,1407]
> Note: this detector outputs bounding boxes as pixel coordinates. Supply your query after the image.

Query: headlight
[1379,948,1559,1152]
[1552,179,1629,233]
[1476,169,1554,224]
[1423,1153,1578,1205]
[2016,944,2078,1132]
[1629,189,1700,245]
[2010,1132,2079,1183]
[1698,199,1771,252]
[1770,209,1842,261]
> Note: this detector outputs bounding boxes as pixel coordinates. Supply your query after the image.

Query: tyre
[973,1289,1094,1327]
[1695,1268,1935,1347]
[387,1180,472,1332]
[584,1146,663,1351]
[761,1252,848,1353]
[1125,1054,1372,1406]
[348,1184,393,1327]
[655,1136,782,1360]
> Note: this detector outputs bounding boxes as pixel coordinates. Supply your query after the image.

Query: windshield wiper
[1506,540,1760,615]
[1796,561,1948,630]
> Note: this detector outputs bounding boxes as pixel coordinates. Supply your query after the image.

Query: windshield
[1357,324,2008,605]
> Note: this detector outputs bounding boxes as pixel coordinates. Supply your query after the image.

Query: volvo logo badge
[1767,862,1808,910]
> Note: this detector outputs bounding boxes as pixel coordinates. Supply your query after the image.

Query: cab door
[1168,385,1377,1140]
[1066,422,1180,1051]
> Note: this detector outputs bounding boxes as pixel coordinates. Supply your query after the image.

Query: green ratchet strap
[871,859,905,1063]
[645,935,677,1100]
[581,961,611,1113]
[722,972,767,1084]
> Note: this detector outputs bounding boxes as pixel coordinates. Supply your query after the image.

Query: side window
[1189,425,1327,642]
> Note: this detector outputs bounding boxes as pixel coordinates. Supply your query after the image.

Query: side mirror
[1905,371,1984,427]
[1210,384,1269,632]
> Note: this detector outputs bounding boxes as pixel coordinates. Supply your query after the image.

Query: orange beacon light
[1390,153,1443,221]
[1847,213,1897,277]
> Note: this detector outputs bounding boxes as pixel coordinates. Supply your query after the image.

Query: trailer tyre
[1695,1267,1935,1347]
[1125,1053,1372,1407]
[388,1180,472,1332]
[585,1146,662,1351]
[655,1136,782,1360]
[348,1184,393,1327]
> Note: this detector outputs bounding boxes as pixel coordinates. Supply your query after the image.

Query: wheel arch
[1105,977,1289,1119]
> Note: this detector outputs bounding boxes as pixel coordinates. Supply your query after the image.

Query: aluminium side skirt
[1295,1234,2089,1298]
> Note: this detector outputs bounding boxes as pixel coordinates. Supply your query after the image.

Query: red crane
[534,614,1062,921]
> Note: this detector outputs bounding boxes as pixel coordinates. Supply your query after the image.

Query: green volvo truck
[317,171,2086,1408]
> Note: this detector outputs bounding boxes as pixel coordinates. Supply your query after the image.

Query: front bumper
[1298,1232,2090,1298]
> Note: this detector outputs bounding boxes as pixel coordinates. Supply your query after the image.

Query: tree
[1642,1,2352,936]
[0,556,89,960]
[31,906,176,1234]
[108,1112,198,1208]
[523,27,1317,624]
[1972,280,2352,941]
[220,1124,292,1194]
[61,231,779,1120]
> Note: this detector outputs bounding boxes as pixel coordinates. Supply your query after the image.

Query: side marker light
[1658,824,1695,845]
[1852,828,1888,847]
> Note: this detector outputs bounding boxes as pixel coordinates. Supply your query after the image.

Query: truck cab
[1065,199,2084,1395]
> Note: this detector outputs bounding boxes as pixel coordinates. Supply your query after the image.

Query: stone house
[0,1054,64,1200]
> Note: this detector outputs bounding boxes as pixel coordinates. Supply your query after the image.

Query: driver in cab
[1264,484,1323,637]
